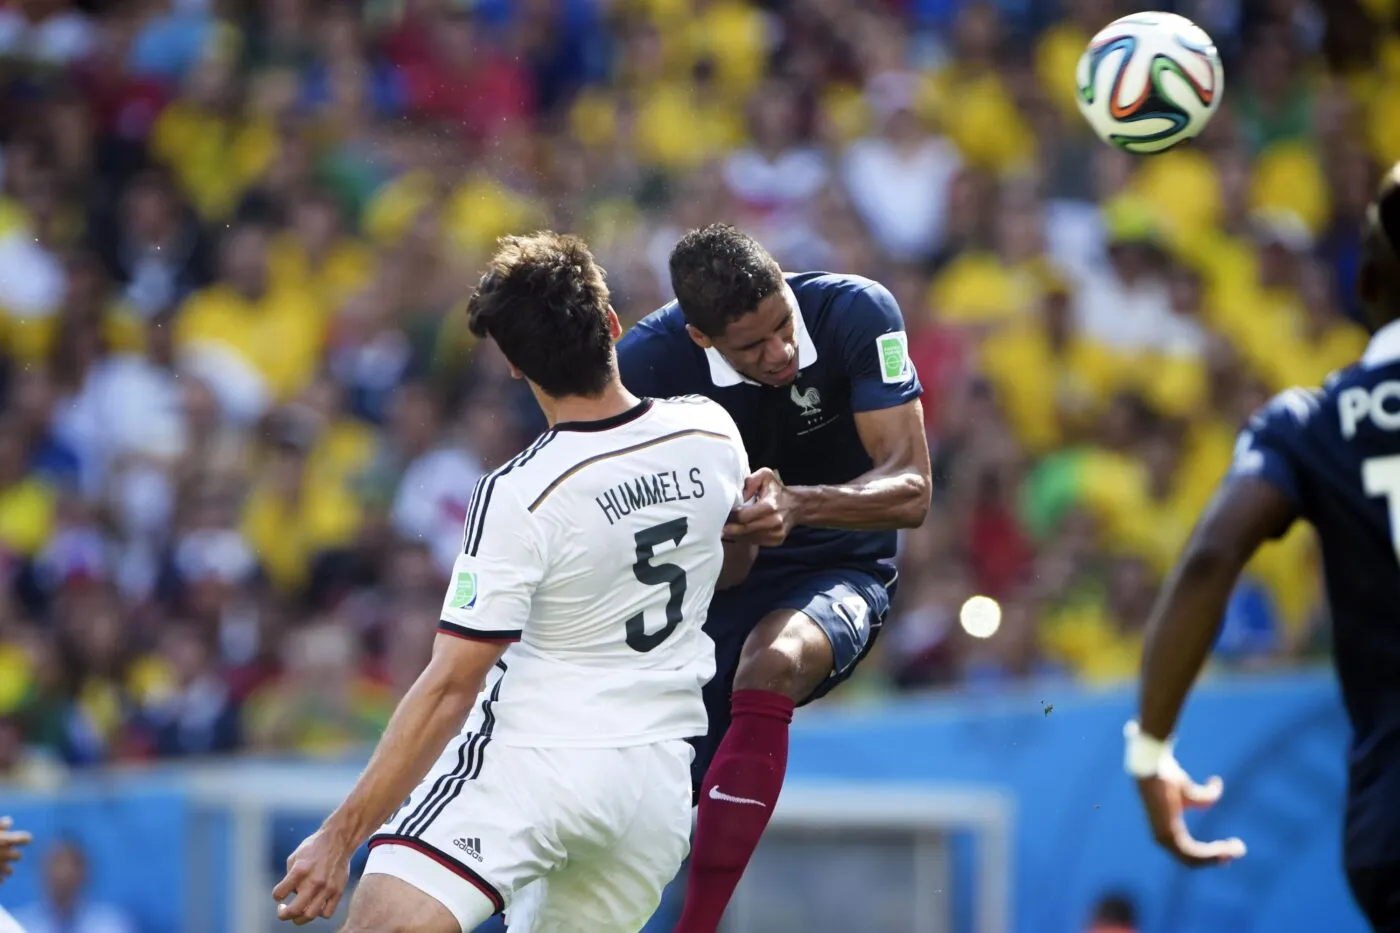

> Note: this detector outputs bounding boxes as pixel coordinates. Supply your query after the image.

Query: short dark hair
[669,223,784,337]
[467,232,615,398]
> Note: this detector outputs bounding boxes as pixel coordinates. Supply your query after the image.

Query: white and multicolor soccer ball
[1075,11,1224,155]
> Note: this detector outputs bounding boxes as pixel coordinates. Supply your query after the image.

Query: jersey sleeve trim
[527,428,734,512]
[438,620,523,643]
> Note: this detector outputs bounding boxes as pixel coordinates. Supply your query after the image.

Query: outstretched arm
[1131,475,1296,867]
[273,634,506,923]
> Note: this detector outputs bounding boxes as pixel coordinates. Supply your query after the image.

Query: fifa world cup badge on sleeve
[877,332,912,384]
[450,570,479,610]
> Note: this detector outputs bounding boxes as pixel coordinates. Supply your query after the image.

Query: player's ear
[507,361,524,380]
[684,323,713,350]
[605,306,622,341]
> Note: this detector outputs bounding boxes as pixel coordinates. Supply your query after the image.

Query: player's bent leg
[341,869,485,933]
[677,574,889,933]
[674,608,813,933]
[732,607,836,701]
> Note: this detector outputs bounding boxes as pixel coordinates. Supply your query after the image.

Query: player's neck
[543,382,642,427]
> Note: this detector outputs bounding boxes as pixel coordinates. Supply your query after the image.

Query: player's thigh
[342,872,478,933]
[365,734,565,926]
[513,742,694,933]
[734,570,891,704]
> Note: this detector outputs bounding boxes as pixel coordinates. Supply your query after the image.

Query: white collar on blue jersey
[1363,319,1400,368]
[703,283,820,387]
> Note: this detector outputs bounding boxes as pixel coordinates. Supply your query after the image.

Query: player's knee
[734,617,828,700]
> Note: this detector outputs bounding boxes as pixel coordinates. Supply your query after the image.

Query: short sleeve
[840,282,925,413]
[1228,392,1311,510]
[439,480,545,642]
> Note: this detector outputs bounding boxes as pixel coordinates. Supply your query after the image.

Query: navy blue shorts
[688,565,895,790]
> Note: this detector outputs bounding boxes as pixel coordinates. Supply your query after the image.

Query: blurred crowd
[0,0,1389,779]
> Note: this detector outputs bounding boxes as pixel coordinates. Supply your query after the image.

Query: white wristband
[1123,720,1176,778]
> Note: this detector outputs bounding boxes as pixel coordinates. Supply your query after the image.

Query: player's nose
[764,337,794,366]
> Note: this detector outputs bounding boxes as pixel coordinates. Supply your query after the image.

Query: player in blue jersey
[617,224,932,932]
[1129,169,1400,931]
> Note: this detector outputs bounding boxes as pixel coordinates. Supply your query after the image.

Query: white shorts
[364,732,694,933]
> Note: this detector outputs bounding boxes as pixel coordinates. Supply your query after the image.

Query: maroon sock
[675,689,795,933]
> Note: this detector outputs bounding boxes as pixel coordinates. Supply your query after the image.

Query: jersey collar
[703,283,820,388]
[1363,319,1400,368]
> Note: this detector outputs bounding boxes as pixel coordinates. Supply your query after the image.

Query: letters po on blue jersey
[1227,319,1400,869]
[617,272,922,573]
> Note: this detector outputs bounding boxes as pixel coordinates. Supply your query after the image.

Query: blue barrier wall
[0,668,1370,933]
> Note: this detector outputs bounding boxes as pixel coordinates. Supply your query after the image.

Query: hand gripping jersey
[438,396,749,749]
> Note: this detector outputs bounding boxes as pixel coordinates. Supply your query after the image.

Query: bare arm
[1131,475,1295,869]
[325,634,504,843]
[789,399,932,531]
[1138,476,1296,740]
[719,538,758,589]
[274,633,507,920]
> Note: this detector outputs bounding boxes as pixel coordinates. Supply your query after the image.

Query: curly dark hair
[668,223,784,337]
[467,232,615,398]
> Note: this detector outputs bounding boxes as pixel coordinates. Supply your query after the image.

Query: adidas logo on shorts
[453,837,484,862]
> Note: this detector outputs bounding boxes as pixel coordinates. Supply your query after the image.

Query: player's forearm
[788,467,930,531]
[1138,543,1245,740]
[321,665,480,846]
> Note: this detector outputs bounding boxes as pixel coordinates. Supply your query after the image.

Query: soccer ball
[1075,12,1224,155]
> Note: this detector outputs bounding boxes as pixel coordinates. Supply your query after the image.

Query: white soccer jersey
[438,396,749,748]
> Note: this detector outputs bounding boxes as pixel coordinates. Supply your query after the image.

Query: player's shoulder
[465,429,573,517]
[790,271,892,308]
[619,299,689,350]
[1248,384,1329,432]
[649,394,742,439]
[788,271,902,338]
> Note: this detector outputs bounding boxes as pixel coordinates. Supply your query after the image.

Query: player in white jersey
[273,232,754,933]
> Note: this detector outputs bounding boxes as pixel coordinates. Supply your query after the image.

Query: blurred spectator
[135,622,239,758]
[842,73,961,262]
[11,839,136,933]
[242,619,393,758]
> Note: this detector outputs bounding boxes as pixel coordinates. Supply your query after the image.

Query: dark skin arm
[725,399,932,545]
[273,634,506,924]
[719,538,758,589]
[1135,475,1296,867]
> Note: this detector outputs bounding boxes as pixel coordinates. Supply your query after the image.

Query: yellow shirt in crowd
[268,234,375,314]
[150,101,278,222]
[979,322,1120,455]
[241,419,376,594]
[174,283,326,404]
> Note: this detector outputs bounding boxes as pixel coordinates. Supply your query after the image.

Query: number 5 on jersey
[626,518,688,652]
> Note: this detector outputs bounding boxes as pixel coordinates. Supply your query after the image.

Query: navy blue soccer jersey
[1231,321,1400,869]
[617,272,922,575]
